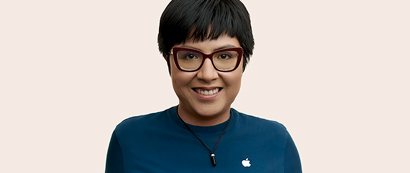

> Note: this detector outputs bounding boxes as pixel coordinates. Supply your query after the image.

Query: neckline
[168,106,236,134]
[185,113,231,134]
[175,106,232,167]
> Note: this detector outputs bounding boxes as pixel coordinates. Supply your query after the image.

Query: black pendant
[211,153,216,167]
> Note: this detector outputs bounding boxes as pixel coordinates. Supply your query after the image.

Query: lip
[192,87,222,101]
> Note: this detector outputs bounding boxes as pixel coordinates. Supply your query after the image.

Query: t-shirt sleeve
[284,134,302,173]
[105,130,124,173]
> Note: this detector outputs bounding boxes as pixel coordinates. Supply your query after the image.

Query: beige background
[1,0,409,172]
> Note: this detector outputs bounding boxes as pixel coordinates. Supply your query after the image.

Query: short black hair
[158,0,254,71]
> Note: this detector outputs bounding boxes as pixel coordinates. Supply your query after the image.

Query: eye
[178,51,201,60]
[217,54,233,60]
[184,54,198,60]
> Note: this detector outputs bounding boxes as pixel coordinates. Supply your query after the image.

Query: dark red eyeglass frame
[170,47,244,72]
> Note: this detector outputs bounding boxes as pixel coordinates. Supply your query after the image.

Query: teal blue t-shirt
[106,106,302,172]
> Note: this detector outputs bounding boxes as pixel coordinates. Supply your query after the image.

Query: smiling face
[169,34,243,126]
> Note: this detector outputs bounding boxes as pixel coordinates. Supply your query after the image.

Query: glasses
[170,47,243,72]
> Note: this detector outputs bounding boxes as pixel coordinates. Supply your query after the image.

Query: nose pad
[197,58,218,81]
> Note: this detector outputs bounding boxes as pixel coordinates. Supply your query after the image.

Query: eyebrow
[179,44,237,52]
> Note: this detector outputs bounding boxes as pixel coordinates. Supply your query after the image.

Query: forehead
[177,34,240,52]
[184,24,238,43]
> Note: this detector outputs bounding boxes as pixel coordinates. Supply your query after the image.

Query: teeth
[195,88,220,95]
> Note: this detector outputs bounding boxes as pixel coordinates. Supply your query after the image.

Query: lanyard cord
[177,108,231,167]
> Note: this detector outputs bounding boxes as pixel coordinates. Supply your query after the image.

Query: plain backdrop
[1,0,409,172]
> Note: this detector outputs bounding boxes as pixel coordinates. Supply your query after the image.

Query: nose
[197,58,218,82]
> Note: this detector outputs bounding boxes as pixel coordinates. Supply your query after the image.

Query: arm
[105,131,124,173]
[284,134,302,173]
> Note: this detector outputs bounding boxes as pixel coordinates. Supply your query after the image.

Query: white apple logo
[242,158,251,167]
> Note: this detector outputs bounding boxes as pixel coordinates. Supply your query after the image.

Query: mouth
[192,87,222,96]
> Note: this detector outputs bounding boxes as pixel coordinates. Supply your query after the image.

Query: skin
[169,34,243,126]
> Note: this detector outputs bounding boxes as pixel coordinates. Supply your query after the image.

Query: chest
[120,129,286,172]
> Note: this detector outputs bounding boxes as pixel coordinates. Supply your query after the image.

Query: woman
[106,0,302,172]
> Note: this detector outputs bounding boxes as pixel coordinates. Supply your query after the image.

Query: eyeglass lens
[176,50,240,71]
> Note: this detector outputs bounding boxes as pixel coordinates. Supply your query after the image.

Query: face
[169,34,243,126]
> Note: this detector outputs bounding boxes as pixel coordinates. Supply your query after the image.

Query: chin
[192,103,228,118]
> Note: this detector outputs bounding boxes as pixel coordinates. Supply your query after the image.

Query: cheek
[222,71,242,91]
[170,62,196,90]
[227,62,243,89]
[232,73,242,90]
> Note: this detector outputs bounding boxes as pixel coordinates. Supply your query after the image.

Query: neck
[177,105,230,126]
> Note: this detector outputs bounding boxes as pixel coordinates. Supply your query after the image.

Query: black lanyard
[177,108,231,167]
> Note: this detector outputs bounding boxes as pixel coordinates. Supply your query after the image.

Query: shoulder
[113,107,176,136]
[231,108,289,137]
